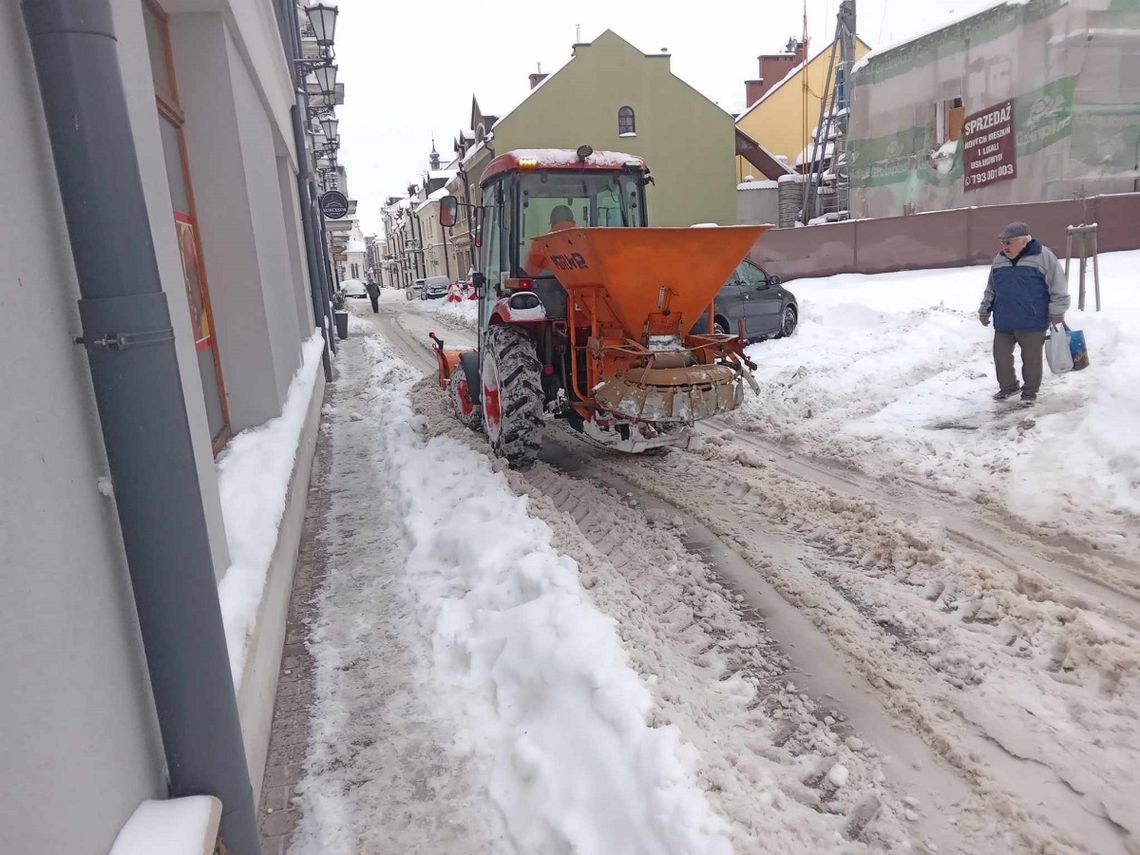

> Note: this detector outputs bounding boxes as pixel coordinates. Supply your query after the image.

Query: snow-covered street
[282,262,1140,853]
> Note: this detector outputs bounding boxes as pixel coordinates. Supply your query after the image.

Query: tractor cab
[472,146,650,322]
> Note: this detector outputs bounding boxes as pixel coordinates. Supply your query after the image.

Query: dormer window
[618,106,635,136]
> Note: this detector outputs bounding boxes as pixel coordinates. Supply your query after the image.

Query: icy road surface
[289,292,1139,854]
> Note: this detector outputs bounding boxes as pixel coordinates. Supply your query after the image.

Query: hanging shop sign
[320,190,350,219]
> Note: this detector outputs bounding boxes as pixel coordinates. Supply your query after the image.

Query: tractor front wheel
[448,365,482,431]
[481,325,544,467]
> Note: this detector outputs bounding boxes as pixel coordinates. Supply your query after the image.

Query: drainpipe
[312,190,338,354]
[278,0,334,372]
[313,190,341,352]
[291,107,332,381]
[21,3,259,854]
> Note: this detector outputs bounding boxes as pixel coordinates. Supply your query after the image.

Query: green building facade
[469,31,737,228]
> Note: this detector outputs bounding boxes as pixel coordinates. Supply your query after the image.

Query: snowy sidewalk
[263,316,732,854]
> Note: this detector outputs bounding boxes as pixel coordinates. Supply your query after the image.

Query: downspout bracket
[75,328,175,350]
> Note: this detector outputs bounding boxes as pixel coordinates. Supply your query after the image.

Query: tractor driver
[524,204,577,275]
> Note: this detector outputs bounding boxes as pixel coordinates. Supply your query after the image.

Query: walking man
[978,222,1070,403]
[365,277,381,313]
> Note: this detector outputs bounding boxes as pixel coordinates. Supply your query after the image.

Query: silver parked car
[419,275,451,300]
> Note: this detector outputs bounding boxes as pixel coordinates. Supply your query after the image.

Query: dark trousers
[993,330,1045,395]
[366,284,380,313]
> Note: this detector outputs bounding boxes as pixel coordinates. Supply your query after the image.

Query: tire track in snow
[378,298,1139,854]
[411,380,990,854]
[581,435,1140,855]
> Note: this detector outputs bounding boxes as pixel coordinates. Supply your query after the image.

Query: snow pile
[429,295,478,329]
[735,250,1140,548]
[216,333,325,687]
[362,335,732,854]
[109,798,217,855]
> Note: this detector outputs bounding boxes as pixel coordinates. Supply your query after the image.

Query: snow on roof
[429,169,458,181]
[737,180,779,190]
[461,136,490,166]
[796,139,836,167]
[481,148,647,184]
[852,0,1029,76]
[414,186,452,213]
[507,148,640,166]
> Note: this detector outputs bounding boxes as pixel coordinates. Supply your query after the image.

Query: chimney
[746,37,809,106]
[528,62,547,89]
[744,79,765,108]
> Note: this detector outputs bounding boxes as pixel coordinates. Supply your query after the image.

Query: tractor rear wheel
[481,325,544,467]
[448,365,482,431]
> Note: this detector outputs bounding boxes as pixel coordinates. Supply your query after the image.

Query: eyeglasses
[999,238,1021,246]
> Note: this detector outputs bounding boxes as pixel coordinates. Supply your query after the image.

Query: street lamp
[304,3,338,47]
[319,115,339,142]
[311,64,337,100]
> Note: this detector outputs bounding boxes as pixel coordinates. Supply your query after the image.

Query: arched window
[618,106,635,135]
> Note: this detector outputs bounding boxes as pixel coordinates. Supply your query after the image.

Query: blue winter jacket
[979,239,1070,332]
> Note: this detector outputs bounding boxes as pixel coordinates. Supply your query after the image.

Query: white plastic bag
[1045,323,1073,375]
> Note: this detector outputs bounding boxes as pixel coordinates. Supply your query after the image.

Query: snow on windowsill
[216,332,325,688]
[109,797,220,855]
[618,132,637,138]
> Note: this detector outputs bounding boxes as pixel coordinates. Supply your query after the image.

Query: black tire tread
[449,368,483,431]
[484,325,544,467]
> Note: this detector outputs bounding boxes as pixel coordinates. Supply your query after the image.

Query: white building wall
[2,0,323,849]
[227,24,304,402]
[0,4,168,853]
[171,13,290,432]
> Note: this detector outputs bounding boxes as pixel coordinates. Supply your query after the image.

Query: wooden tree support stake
[1065,223,1101,312]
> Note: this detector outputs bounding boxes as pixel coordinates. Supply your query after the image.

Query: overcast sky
[330,0,1000,234]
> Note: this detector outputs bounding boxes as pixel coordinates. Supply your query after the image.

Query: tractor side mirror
[439,195,459,228]
[472,271,486,298]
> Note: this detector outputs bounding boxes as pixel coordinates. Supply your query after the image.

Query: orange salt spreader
[528,225,765,425]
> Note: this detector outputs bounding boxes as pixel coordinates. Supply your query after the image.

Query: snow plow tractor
[430,146,766,468]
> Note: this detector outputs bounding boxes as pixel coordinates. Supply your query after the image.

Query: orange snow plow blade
[529,225,767,427]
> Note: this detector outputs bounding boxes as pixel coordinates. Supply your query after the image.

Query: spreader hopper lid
[530,225,767,337]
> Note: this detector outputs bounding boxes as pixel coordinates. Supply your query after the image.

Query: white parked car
[405,278,425,301]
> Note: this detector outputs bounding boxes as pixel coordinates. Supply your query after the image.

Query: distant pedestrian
[365,278,381,313]
[978,222,1069,404]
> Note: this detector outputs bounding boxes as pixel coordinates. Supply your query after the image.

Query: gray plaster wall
[737,184,780,226]
[0,4,167,852]
[170,11,313,431]
[277,155,316,343]
[115,0,232,577]
[171,14,285,432]
[227,25,305,396]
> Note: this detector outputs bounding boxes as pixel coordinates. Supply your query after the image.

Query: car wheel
[777,305,797,338]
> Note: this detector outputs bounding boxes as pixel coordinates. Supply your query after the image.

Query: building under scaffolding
[847,0,1140,219]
